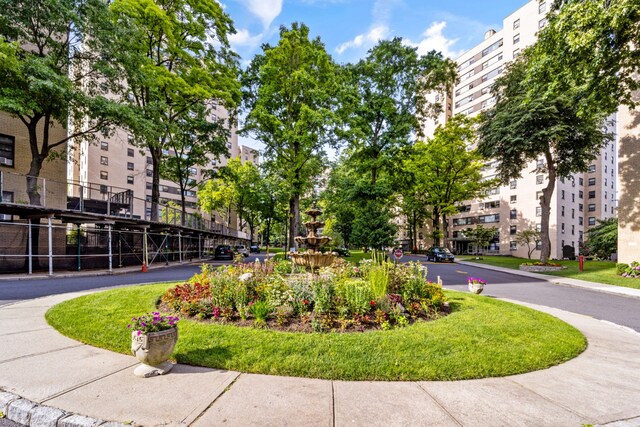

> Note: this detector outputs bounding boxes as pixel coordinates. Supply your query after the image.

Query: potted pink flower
[128,312,179,378]
[467,277,487,294]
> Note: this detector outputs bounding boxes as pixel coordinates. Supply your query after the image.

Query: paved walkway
[2,288,640,426]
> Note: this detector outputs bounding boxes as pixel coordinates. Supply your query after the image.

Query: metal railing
[0,170,248,240]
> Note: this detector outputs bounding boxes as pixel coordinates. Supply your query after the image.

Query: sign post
[393,248,403,263]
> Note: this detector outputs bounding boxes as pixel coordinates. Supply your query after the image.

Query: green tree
[108,0,240,221]
[198,175,235,226]
[405,115,496,247]
[350,199,397,251]
[322,162,358,248]
[586,218,618,260]
[338,38,457,187]
[160,103,231,223]
[0,0,127,204]
[464,225,498,258]
[241,23,339,250]
[477,49,612,263]
[515,229,541,260]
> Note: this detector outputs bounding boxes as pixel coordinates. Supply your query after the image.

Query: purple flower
[137,330,141,336]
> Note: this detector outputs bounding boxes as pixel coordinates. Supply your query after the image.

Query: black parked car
[425,247,455,263]
[214,245,234,260]
[250,245,260,253]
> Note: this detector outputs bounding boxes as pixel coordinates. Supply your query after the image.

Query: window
[571,224,575,235]
[588,191,596,199]
[101,141,108,151]
[579,217,583,226]
[146,169,152,177]
[100,156,108,166]
[561,206,565,217]
[127,162,134,171]
[128,134,134,145]
[579,177,584,185]
[188,167,197,176]
[510,225,517,235]
[479,214,500,223]
[579,203,583,212]
[604,191,608,199]
[482,67,503,82]
[588,217,596,226]
[605,204,608,213]
[510,209,517,219]
[453,217,473,226]
[484,201,500,209]
[572,193,576,202]
[513,19,520,29]
[487,187,500,196]
[536,240,542,250]
[510,195,517,203]
[146,156,153,165]
[561,190,565,200]
[145,182,152,190]
[571,208,575,219]
[538,18,548,28]
[513,48,521,58]
[539,1,546,13]
[537,158,545,168]
[513,34,520,44]
[127,176,134,185]
[588,164,596,173]
[482,39,503,57]
[99,185,108,194]
[588,177,596,186]
[536,224,542,232]
[605,178,607,186]
[0,134,15,167]
[536,191,543,200]
[588,204,596,212]
[459,205,472,213]
[579,231,584,242]
[510,180,517,189]
[536,206,542,217]
[561,223,565,233]
[127,148,134,157]
[100,171,108,180]
[579,191,584,199]
[536,175,544,185]
[510,241,517,250]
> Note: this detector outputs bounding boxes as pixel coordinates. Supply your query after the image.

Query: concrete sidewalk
[2,292,640,426]
[456,260,640,300]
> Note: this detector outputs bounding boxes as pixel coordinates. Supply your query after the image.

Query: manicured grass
[269,250,371,264]
[458,255,640,289]
[45,283,586,381]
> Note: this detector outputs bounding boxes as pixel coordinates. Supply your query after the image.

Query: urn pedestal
[131,327,178,378]
[468,282,485,294]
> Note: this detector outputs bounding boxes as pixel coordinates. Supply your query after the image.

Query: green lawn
[45,283,586,381]
[458,255,640,289]
[268,249,371,264]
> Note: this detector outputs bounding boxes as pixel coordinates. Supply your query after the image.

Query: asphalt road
[2,254,640,332]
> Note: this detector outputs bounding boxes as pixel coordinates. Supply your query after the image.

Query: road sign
[394,248,403,260]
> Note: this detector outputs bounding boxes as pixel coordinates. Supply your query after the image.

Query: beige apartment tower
[417,0,617,260]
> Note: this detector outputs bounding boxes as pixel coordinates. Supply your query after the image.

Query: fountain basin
[290,251,336,270]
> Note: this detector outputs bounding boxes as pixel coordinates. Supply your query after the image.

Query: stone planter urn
[131,327,178,378]
[468,281,485,294]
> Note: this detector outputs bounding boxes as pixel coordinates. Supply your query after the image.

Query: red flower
[370,300,376,307]
[302,299,309,305]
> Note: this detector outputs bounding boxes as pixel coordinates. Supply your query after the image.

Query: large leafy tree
[338,38,457,187]
[405,115,495,247]
[108,0,241,221]
[241,23,339,250]
[0,0,128,204]
[477,48,612,263]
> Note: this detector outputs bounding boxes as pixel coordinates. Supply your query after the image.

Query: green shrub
[249,300,272,327]
[337,279,372,316]
[617,263,630,276]
[312,277,334,314]
[367,263,390,300]
[619,261,640,278]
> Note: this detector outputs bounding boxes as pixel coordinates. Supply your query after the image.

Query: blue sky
[224,0,530,149]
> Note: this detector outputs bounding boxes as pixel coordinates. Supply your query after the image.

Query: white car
[234,245,249,257]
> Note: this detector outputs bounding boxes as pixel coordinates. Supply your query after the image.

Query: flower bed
[617,261,640,278]
[160,259,449,333]
[519,262,566,272]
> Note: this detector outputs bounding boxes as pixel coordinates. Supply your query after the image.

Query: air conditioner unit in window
[0,157,13,166]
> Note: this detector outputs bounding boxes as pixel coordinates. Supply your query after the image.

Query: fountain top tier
[290,204,336,272]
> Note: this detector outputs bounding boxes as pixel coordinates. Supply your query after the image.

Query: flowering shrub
[160,258,448,333]
[521,261,562,267]
[128,312,179,336]
[467,277,487,285]
[618,261,640,278]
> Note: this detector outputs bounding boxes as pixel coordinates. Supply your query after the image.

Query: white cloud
[335,25,389,54]
[229,28,263,48]
[237,0,283,29]
[406,21,461,59]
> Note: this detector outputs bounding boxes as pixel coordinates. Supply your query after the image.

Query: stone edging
[0,390,128,427]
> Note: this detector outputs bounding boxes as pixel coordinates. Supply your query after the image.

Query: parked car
[425,247,455,262]
[234,245,249,257]
[249,245,260,253]
[332,247,351,257]
[214,245,234,260]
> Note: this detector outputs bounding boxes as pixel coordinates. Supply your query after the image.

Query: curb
[456,260,640,300]
[0,390,128,427]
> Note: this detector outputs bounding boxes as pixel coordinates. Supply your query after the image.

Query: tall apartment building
[418,0,617,259]
[67,104,258,229]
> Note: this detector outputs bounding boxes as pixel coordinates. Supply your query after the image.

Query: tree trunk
[288,195,300,250]
[150,146,162,222]
[442,213,449,250]
[431,207,441,246]
[539,150,557,264]
[25,121,45,270]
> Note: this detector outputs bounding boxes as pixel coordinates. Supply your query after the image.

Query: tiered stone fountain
[290,205,336,272]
